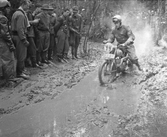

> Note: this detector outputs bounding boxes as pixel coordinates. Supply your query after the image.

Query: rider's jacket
[110,25,135,45]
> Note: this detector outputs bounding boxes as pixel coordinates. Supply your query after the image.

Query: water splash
[74,128,86,137]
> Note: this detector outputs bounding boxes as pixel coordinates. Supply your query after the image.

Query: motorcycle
[98,42,133,85]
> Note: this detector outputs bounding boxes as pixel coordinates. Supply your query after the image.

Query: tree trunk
[165,0,167,18]
[82,0,101,55]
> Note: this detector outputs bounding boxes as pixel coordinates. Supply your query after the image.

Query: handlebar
[117,44,126,50]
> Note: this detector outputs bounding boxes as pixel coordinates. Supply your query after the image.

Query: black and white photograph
[0,0,167,136]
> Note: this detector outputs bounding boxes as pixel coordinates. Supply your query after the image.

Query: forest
[8,0,167,43]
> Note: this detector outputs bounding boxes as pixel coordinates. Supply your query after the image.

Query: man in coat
[69,6,82,59]
[48,11,57,60]
[54,8,70,62]
[11,0,31,79]
[0,0,16,86]
[26,3,40,67]
[35,4,53,65]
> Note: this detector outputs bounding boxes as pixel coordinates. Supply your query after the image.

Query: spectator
[48,10,57,60]
[0,0,16,86]
[32,4,42,17]
[11,0,31,79]
[69,6,82,59]
[54,8,70,62]
[35,4,53,65]
[26,3,40,67]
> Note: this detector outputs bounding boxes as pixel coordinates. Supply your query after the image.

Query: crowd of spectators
[0,0,82,87]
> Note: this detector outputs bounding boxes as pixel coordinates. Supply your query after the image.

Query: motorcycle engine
[115,58,126,72]
[116,49,124,58]
[119,61,126,71]
[115,49,127,72]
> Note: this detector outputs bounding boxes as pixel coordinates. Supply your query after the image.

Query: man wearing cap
[35,4,53,65]
[0,0,16,86]
[69,6,82,59]
[104,15,142,71]
[11,0,31,79]
[54,8,70,62]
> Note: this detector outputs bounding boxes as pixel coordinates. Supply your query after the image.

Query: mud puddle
[0,67,143,137]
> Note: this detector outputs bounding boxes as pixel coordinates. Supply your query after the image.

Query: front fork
[105,59,114,73]
[106,59,119,83]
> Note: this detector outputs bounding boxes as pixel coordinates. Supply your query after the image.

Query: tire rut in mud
[0,44,103,118]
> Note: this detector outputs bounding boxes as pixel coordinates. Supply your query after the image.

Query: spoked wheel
[98,60,116,85]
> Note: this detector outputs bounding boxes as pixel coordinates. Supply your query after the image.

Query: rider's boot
[135,60,142,71]
[128,63,133,71]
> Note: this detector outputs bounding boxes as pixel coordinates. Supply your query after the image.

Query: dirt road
[0,67,143,137]
[1,44,167,137]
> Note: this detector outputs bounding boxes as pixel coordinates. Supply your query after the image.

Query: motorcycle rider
[35,4,54,65]
[104,15,142,71]
[0,0,16,86]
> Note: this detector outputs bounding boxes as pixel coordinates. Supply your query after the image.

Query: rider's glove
[103,40,108,44]
[103,39,112,44]
[119,43,125,47]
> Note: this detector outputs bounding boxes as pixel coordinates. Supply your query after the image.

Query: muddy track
[1,46,167,137]
[56,47,167,137]
[0,43,102,118]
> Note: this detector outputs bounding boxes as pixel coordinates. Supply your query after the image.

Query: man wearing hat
[69,6,82,59]
[35,4,53,65]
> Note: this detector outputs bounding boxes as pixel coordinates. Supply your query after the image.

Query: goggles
[113,20,120,24]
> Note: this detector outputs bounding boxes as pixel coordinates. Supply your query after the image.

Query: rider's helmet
[0,0,11,8]
[112,15,122,23]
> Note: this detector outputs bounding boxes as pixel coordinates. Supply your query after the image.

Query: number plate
[104,43,114,52]
[103,54,115,59]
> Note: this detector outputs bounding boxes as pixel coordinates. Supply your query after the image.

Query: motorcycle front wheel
[98,60,116,85]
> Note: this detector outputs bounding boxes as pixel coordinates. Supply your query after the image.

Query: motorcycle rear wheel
[98,60,116,85]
